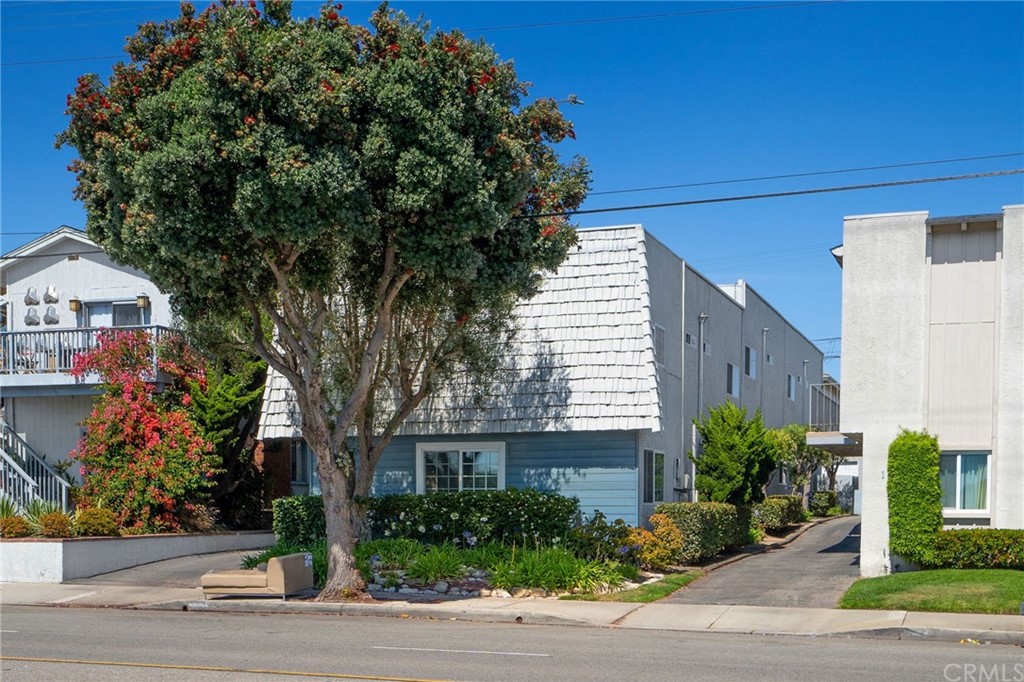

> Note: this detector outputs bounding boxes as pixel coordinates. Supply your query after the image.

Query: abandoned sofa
[201,552,315,599]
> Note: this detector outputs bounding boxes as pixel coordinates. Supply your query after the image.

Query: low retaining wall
[0,531,275,583]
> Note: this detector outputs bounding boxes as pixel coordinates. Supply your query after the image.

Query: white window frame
[744,346,757,379]
[786,374,796,401]
[726,362,740,398]
[653,324,666,366]
[82,299,149,328]
[643,449,665,504]
[940,451,991,516]
[415,442,506,494]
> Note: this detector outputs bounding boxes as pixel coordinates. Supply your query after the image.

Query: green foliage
[489,547,623,593]
[187,359,268,529]
[0,495,18,520]
[752,495,804,534]
[242,539,328,589]
[406,544,466,584]
[22,499,64,535]
[0,516,31,538]
[355,538,425,570]
[362,489,579,545]
[272,495,327,546]
[38,511,74,538]
[809,490,839,517]
[567,511,633,562]
[691,403,775,507]
[74,507,120,537]
[887,429,943,567]
[656,502,742,564]
[460,541,513,571]
[625,513,683,570]
[560,571,702,603]
[930,529,1024,570]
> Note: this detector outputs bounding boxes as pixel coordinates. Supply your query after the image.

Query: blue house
[257,225,825,526]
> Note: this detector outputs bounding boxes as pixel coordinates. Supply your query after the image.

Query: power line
[2,1,841,66]
[522,169,1024,219]
[591,152,1024,197]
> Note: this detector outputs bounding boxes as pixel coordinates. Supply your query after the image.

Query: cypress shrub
[887,429,942,566]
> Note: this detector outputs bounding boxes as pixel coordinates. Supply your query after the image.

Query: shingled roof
[257,225,663,439]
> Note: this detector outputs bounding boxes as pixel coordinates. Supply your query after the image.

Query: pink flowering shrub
[72,329,219,533]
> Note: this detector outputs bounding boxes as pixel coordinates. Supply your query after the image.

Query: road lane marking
[371,646,550,658]
[47,591,98,604]
[0,656,449,681]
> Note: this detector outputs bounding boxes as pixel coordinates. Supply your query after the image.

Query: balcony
[0,325,173,396]
[806,380,862,458]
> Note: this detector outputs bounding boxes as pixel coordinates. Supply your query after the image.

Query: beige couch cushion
[201,569,269,589]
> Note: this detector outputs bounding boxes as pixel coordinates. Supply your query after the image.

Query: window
[744,346,757,379]
[416,442,505,494]
[702,341,711,355]
[654,324,666,365]
[786,374,797,400]
[643,449,665,504]
[83,301,149,327]
[940,452,989,512]
[290,440,309,484]
[685,332,696,348]
[726,363,740,398]
[766,353,774,366]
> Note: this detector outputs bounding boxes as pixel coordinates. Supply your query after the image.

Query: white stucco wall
[995,205,1024,529]
[840,211,930,577]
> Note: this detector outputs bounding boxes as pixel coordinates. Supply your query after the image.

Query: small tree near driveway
[691,402,775,507]
[58,1,589,598]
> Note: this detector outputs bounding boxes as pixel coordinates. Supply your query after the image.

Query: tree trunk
[308,437,365,601]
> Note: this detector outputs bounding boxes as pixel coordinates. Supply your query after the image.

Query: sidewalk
[2,580,1021,646]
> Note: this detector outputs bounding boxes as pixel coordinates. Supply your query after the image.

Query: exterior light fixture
[136,294,150,309]
[68,297,82,312]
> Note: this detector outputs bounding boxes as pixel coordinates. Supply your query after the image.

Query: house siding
[369,430,640,526]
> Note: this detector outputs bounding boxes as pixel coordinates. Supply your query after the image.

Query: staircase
[0,420,71,511]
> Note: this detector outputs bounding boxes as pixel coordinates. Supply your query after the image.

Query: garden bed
[0,530,274,583]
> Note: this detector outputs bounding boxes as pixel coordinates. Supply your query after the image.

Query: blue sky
[2,1,1023,374]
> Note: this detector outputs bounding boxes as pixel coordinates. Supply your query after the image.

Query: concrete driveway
[76,550,256,588]
[665,515,861,609]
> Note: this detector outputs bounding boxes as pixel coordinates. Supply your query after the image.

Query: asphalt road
[2,605,1020,682]
[666,516,862,608]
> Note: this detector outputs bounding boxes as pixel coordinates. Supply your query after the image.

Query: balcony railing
[808,382,841,432]
[0,326,173,376]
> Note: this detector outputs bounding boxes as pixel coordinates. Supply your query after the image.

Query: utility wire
[591,152,1024,196]
[520,169,1024,219]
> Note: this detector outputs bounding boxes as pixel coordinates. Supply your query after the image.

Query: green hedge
[362,489,580,546]
[272,495,326,546]
[752,495,803,534]
[930,529,1024,570]
[656,502,741,564]
[887,429,943,566]
[809,491,838,517]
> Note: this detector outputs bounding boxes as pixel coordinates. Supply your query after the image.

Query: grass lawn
[559,571,704,603]
[839,569,1024,615]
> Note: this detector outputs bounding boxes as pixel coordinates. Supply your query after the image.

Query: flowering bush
[72,329,219,533]
[361,489,580,546]
[626,514,683,570]
[567,511,633,562]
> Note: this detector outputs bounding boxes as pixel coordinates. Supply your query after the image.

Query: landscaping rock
[433,581,449,593]
[479,589,492,597]
[398,587,418,595]
[492,588,512,599]
[512,588,532,598]
[367,583,382,592]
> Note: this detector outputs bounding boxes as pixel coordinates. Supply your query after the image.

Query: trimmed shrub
[753,495,804,534]
[887,429,943,566]
[809,490,838,517]
[656,502,741,564]
[626,513,683,570]
[38,511,74,538]
[0,516,31,538]
[362,488,580,546]
[691,402,775,506]
[930,529,1024,570]
[272,495,326,546]
[74,507,120,537]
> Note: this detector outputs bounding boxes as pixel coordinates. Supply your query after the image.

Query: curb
[140,598,596,628]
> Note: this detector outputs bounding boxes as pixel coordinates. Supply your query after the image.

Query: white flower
[450,512,459,520]
[384,530,391,537]
[418,525,426,533]
[479,517,489,523]
[399,512,406,520]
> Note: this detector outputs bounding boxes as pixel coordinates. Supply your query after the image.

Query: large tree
[59,0,589,598]
[691,402,775,507]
